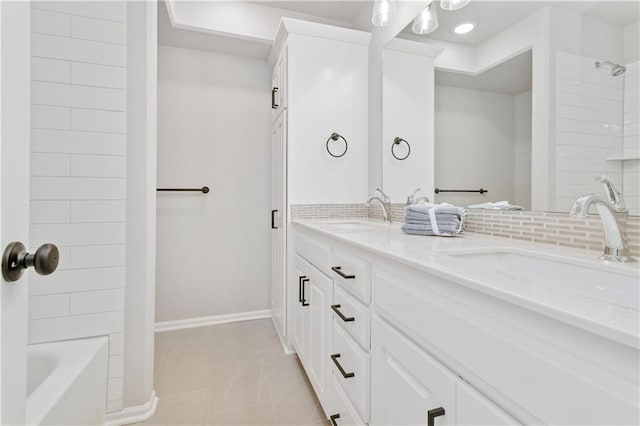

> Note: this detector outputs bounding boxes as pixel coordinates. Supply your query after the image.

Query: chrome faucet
[569,176,636,263]
[407,188,430,205]
[366,188,391,222]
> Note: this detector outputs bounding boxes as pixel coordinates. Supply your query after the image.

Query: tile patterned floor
[142,319,328,426]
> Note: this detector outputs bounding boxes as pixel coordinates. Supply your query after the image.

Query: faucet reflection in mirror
[570,176,636,263]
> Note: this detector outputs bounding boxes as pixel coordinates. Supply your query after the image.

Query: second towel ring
[392,137,411,160]
[326,132,348,158]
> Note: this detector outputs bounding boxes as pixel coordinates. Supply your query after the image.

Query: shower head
[595,61,627,77]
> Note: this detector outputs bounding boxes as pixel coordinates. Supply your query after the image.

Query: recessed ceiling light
[453,21,476,35]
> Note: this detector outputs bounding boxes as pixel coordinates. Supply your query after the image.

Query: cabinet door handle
[331,266,355,280]
[427,407,445,426]
[329,414,340,426]
[271,87,279,109]
[331,304,354,322]
[271,209,278,229]
[298,276,307,303]
[330,353,354,378]
[301,278,309,307]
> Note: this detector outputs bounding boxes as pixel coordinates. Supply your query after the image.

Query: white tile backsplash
[29,1,127,413]
[70,289,124,315]
[32,81,126,111]
[31,105,70,129]
[29,294,70,320]
[30,153,70,176]
[553,51,640,214]
[31,8,70,37]
[32,57,71,83]
[32,33,125,66]
[68,244,126,269]
[71,62,125,89]
[29,267,125,296]
[71,108,126,133]
[70,154,126,177]
[28,311,124,343]
[31,129,126,155]
[70,200,126,223]
[30,176,125,200]
[30,200,70,224]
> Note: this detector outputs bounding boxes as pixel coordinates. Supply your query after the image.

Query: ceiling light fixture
[412,2,439,35]
[371,0,397,27]
[440,0,471,11]
[452,21,476,34]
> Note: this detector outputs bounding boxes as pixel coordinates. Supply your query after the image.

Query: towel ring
[326,132,348,158]
[391,137,411,160]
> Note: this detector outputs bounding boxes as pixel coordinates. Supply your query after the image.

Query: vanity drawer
[331,318,370,422]
[331,248,371,305]
[330,375,366,426]
[295,232,331,273]
[332,286,370,350]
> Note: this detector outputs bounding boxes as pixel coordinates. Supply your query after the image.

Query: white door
[0,2,31,424]
[270,112,287,336]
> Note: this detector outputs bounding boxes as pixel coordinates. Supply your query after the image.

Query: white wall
[434,85,517,207]
[553,51,624,212]
[623,21,640,64]
[514,91,532,209]
[29,1,127,413]
[623,61,640,215]
[287,34,369,204]
[156,45,271,323]
[123,0,157,412]
[382,47,435,202]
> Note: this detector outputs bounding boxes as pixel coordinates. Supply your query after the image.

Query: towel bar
[157,187,209,193]
[435,188,487,194]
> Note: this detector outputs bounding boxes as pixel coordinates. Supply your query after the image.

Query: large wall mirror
[381,1,639,215]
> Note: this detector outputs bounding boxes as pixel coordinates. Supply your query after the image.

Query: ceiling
[400,1,640,46]
[435,50,533,95]
[158,2,272,59]
[249,1,370,22]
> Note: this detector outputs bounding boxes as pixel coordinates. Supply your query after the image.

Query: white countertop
[293,219,640,349]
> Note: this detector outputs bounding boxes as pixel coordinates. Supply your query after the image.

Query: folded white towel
[467,201,524,211]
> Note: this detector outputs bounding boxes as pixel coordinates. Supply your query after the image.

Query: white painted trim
[105,391,158,426]
[271,316,295,355]
[385,38,444,58]
[155,309,272,332]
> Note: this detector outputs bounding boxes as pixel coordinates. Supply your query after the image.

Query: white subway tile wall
[291,204,640,256]
[555,51,626,212]
[29,1,126,413]
[623,61,640,215]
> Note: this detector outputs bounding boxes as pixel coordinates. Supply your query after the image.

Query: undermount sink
[440,248,639,310]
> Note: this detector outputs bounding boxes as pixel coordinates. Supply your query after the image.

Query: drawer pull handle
[331,304,355,322]
[298,276,307,303]
[427,407,445,426]
[330,414,340,426]
[330,353,354,378]
[301,278,309,307]
[331,266,355,280]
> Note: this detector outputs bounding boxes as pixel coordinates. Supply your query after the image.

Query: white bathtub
[27,337,108,425]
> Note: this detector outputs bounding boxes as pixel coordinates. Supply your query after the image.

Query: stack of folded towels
[401,202,466,237]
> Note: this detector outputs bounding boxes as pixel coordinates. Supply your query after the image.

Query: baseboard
[155,309,272,332]
[271,316,295,355]
[105,390,158,426]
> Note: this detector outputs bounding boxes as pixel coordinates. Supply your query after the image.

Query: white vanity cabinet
[293,254,333,410]
[291,223,639,426]
[269,18,369,345]
[371,315,519,426]
[271,47,286,121]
